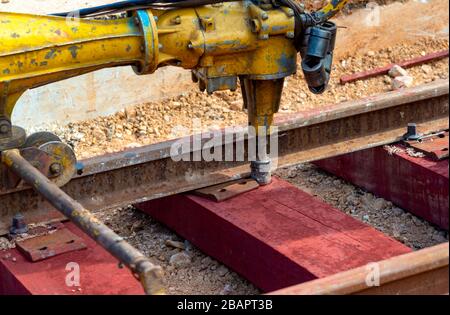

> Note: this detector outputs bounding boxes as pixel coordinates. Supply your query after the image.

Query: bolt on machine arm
[0,0,348,293]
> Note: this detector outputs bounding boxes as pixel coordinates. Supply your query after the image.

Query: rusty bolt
[171,16,181,25]
[0,120,10,134]
[405,123,422,141]
[9,213,28,235]
[50,162,62,175]
[286,31,295,39]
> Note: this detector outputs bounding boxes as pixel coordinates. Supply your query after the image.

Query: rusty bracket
[403,130,449,161]
[193,178,259,202]
[15,226,87,262]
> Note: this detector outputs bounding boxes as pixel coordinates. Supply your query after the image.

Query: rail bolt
[50,162,62,175]
[9,213,28,235]
[0,120,10,135]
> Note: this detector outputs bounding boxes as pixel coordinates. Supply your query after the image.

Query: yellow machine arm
[0,0,348,184]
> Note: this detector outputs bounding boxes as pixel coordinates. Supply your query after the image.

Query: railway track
[0,79,448,294]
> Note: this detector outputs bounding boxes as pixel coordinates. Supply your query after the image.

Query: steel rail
[268,242,449,295]
[1,149,165,295]
[0,79,448,234]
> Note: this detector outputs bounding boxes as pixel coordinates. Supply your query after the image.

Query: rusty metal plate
[405,131,449,161]
[194,178,259,202]
[16,228,87,262]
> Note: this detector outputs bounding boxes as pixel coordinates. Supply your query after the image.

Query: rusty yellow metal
[0,12,145,119]
[154,3,296,78]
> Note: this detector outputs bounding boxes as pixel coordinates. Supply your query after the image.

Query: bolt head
[0,121,10,134]
[50,162,62,175]
[286,31,295,39]
[10,213,28,235]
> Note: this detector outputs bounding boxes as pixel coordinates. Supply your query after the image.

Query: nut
[0,120,10,134]
[286,31,295,39]
[50,162,62,175]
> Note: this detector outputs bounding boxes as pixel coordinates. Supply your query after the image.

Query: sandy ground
[1,0,449,295]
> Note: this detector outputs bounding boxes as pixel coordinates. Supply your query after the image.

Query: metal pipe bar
[268,242,449,295]
[0,80,448,234]
[340,50,449,84]
[1,149,164,295]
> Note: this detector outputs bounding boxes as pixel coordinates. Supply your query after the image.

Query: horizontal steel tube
[1,149,164,295]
